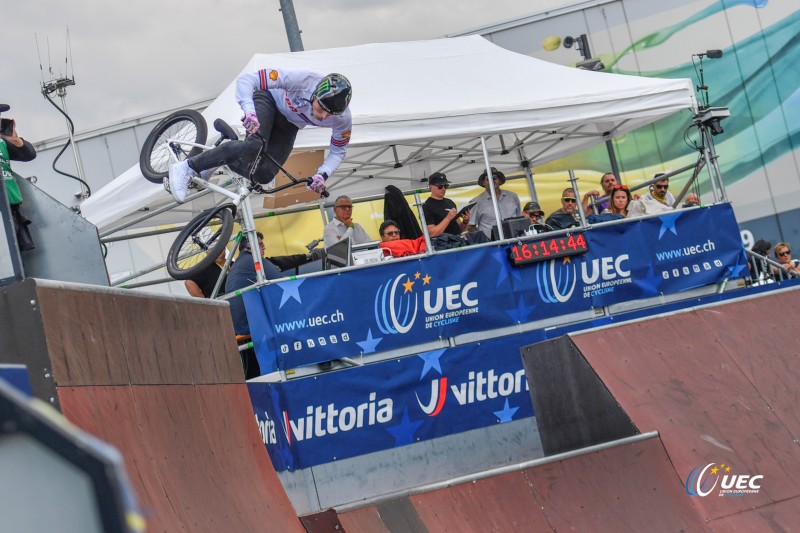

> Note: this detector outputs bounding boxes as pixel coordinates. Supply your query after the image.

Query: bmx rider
[168,68,352,203]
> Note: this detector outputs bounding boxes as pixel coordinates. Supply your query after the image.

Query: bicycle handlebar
[246,132,330,198]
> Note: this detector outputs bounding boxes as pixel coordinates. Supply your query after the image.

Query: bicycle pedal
[162,177,171,192]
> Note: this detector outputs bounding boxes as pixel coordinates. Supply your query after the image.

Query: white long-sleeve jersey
[236,68,352,178]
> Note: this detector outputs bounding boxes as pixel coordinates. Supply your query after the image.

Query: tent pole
[606,138,621,184]
[480,136,505,241]
[568,169,589,228]
[516,145,538,203]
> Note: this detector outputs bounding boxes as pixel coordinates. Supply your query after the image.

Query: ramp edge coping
[330,430,660,514]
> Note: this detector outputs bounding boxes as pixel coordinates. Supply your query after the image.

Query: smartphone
[0,118,13,136]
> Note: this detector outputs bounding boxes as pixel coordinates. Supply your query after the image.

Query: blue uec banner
[248,334,537,471]
[246,203,747,372]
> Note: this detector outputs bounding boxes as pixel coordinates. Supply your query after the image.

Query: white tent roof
[82,35,696,232]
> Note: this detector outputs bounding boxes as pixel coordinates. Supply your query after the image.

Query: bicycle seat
[214,119,239,141]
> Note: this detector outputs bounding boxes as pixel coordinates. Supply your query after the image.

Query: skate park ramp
[300,287,799,532]
[522,287,800,529]
[0,279,305,532]
[327,433,706,532]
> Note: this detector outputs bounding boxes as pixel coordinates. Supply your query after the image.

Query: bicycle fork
[189,176,268,285]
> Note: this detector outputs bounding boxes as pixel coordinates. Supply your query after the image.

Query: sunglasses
[777,250,791,257]
[432,184,448,190]
[562,197,577,203]
[384,230,401,236]
[612,184,629,191]
[335,204,353,209]
[654,184,669,190]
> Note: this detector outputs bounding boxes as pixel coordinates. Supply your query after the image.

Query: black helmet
[314,73,352,115]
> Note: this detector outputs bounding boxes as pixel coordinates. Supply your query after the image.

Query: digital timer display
[507,233,589,266]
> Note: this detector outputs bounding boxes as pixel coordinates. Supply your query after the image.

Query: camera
[0,118,14,136]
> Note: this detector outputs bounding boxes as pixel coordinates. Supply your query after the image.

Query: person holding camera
[1,104,37,250]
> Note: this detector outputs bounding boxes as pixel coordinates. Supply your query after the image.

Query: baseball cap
[0,104,9,113]
[428,172,450,186]
[523,201,544,216]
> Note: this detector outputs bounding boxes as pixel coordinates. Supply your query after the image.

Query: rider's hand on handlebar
[243,113,260,135]
[308,174,327,194]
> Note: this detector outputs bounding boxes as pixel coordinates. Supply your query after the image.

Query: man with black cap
[467,167,521,239]
[522,201,545,225]
[1,104,37,250]
[422,172,470,237]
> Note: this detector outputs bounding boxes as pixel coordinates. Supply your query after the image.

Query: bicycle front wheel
[140,109,208,183]
[167,206,233,280]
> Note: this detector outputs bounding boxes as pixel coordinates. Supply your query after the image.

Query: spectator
[422,172,470,237]
[225,232,323,379]
[748,239,772,282]
[628,173,676,217]
[601,184,632,218]
[545,188,581,230]
[323,195,371,248]
[184,249,228,298]
[467,167,521,238]
[773,242,800,278]
[379,220,402,242]
[583,172,618,214]
[1,104,37,251]
[641,173,677,206]
[682,193,701,208]
[522,201,545,225]
[379,219,427,257]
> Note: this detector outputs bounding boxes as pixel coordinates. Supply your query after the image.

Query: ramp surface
[331,435,705,532]
[569,288,800,525]
[0,279,304,532]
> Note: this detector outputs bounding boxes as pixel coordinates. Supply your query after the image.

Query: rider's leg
[178,90,282,180]
[168,113,264,203]
[250,92,299,184]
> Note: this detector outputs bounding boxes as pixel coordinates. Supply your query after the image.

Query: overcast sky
[5,0,576,143]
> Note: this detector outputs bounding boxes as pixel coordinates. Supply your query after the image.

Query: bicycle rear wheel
[140,109,208,183]
[167,206,233,280]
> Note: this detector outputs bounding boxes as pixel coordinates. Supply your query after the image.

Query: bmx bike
[139,109,327,292]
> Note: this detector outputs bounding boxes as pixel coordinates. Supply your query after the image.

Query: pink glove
[308,174,326,194]
[243,113,260,135]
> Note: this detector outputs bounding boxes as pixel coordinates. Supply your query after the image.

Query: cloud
[6,0,571,142]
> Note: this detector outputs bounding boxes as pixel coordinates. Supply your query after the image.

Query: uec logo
[685,463,763,497]
[375,274,418,334]
[374,273,478,335]
[535,259,577,303]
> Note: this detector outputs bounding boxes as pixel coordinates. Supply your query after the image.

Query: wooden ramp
[300,288,800,532]
[523,287,800,530]
[0,279,304,532]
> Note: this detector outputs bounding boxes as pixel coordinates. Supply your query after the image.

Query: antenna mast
[37,28,90,201]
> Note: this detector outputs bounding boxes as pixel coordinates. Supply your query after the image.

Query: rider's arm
[317,113,352,178]
[235,71,263,116]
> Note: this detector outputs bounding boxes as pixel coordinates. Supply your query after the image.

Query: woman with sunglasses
[601,184,632,218]
[773,242,800,278]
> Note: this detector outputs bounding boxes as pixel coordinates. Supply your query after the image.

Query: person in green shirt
[1,104,37,250]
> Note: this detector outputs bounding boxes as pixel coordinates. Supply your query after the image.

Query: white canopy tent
[82,35,696,232]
